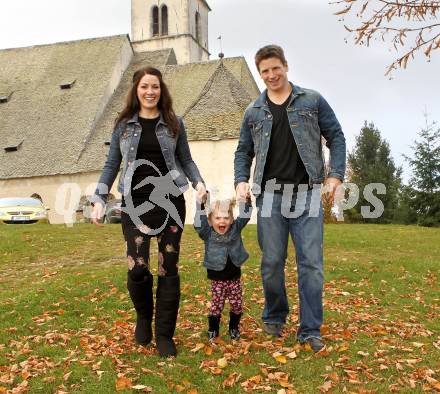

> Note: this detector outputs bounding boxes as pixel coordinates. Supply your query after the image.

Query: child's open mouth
[218,225,226,232]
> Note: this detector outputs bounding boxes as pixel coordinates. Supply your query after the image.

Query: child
[194,196,252,341]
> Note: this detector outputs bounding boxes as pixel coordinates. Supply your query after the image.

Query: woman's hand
[195,182,207,204]
[91,203,105,227]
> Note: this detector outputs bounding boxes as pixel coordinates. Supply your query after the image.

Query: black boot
[155,275,180,358]
[127,273,153,345]
[208,315,221,342]
[229,312,242,340]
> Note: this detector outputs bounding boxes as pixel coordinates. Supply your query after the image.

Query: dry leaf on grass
[115,376,132,391]
[222,372,240,388]
[217,358,228,368]
[318,380,333,393]
[204,346,213,356]
[190,343,205,353]
[132,385,153,391]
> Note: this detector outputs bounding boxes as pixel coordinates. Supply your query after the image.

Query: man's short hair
[255,45,287,71]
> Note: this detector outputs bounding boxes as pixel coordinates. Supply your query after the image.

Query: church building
[0,0,259,224]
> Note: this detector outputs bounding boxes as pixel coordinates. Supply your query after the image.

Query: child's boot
[208,315,221,342]
[228,312,242,340]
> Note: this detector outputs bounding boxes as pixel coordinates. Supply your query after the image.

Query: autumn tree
[331,0,440,74]
[347,121,402,223]
[404,116,440,226]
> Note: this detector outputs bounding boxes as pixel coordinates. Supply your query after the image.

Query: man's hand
[195,182,207,204]
[323,177,342,206]
[236,182,250,202]
[91,202,105,227]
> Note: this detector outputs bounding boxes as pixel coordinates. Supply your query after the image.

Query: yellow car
[0,197,50,224]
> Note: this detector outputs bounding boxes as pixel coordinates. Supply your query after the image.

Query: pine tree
[347,121,402,223]
[404,117,440,227]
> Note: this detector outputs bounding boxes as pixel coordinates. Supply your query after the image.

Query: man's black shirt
[262,95,309,192]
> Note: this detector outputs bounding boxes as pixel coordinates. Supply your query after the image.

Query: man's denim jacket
[194,202,252,271]
[234,83,346,196]
[91,113,204,205]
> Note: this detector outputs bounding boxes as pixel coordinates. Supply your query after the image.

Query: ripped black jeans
[121,207,185,281]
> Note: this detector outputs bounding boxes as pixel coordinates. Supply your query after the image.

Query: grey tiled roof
[75,56,259,174]
[0,35,259,179]
[0,35,131,179]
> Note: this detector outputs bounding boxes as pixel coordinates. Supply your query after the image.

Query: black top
[131,116,168,197]
[122,116,185,229]
[207,255,241,281]
[262,95,309,192]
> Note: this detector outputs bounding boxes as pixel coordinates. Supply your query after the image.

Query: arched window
[152,6,159,37]
[161,5,168,36]
[195,11,201,42]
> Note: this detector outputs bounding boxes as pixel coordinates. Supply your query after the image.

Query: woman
[91,67,206,358]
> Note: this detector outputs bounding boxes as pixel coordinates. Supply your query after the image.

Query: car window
[0,198,43,208]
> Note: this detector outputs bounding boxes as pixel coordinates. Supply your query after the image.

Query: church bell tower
[131,0,210,64]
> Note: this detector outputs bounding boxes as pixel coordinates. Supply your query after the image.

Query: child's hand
[195,182,207,203]
[91,203,105,227]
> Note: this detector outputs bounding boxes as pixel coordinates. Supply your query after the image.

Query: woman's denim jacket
[194,202,252,271]
[92,113,204,205]
[234,83,346,196]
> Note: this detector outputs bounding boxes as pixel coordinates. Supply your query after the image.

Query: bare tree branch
[330,0,440,75]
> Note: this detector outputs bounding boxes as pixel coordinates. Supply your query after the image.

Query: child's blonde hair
[207,197,236,221]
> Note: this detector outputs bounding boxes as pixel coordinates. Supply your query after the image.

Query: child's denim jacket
[194,202,252,271]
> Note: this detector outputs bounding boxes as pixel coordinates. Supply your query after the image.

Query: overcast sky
[1,0,439,182]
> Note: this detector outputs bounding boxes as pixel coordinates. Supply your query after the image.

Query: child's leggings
[209,278,243,316]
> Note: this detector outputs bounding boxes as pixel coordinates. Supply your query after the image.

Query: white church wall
[0,139,257,225]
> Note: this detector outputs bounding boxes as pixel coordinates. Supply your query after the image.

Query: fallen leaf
[209,367,222,375]
[190,343,205,353]
[96,371,105,380]
[278,379,292,388]
[132,385,152,391]
[222,373,240,388]
[63,371,72,381]
[181,379,191,388]
[318,380,333,393]
[426,376,440,390]
[204,346,213,356]
[249,375,262,384]
[217,358,228,368]
[116,377,132,391]
[286,351,297,359]
[337,343,349,352]
[274,355,287,364]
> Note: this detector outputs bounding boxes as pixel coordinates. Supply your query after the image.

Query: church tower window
[152,6,159,37]
[195,11,201,42]
[161,5,168,36]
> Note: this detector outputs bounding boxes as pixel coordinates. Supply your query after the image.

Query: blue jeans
[256,188,324,341]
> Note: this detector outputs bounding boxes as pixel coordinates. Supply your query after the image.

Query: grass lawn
[0,223,439,393]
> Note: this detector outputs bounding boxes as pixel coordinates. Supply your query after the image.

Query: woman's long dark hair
[115,66,180,136]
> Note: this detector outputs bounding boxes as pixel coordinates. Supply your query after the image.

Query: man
[234,45,346,352]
